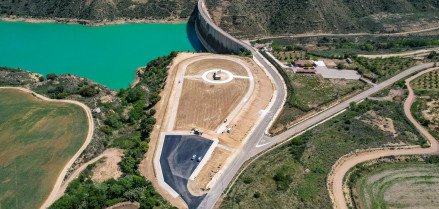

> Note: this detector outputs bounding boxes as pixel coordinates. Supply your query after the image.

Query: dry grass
[185,58,248,76]
[174,78,249,131]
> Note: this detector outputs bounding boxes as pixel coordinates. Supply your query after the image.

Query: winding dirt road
[0,87,95,209]
[328,67,439,209]
[249,26,439,41]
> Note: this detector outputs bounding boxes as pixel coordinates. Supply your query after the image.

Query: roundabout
[201,69,234,84]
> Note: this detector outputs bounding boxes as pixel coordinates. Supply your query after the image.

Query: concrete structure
[195,0,250,54]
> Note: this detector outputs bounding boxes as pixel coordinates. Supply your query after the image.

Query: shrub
[243,177,253,184]
[46,73,57,80]
[253,192,261,198]
[337,62,344,69]
[39,76,44,82]
[79,87,98,97]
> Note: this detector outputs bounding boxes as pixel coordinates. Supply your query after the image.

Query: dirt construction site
[139,52,275,208]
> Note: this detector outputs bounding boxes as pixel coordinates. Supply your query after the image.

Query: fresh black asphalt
[160,135,213,209]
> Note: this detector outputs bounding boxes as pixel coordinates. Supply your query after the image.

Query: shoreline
[0,15,190,27]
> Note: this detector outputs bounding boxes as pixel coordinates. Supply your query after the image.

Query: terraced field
[0,88,88,209]
[355,162,439,209]
[412,69,439,90]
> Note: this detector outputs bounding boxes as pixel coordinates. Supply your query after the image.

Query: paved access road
[198,60,435,208]
[196,1,436,208]
[160,135,213,209]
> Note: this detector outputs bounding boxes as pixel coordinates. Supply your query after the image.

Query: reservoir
[0,21,203,89]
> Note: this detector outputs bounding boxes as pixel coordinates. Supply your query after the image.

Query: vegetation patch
[410,72,439,142]
[220,100,423,208]
[0,52,179,208]
[0,88,88,209]
[353,56,417,83]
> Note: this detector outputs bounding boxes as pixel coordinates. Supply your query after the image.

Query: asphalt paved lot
[160,135,213,209]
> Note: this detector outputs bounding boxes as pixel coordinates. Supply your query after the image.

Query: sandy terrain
[360,110,397,135]
[92,148,124,182]
[185,59,248,76]
[174,78,249,131]
[106,201,140,209]
[327,67,439,209]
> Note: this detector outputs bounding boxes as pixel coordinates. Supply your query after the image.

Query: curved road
[329,67,439,209]
[196,0,438,208]
[0,87,95,209]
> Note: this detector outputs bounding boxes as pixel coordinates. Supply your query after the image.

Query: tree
[46,73,57,80]
[148,92,161,106]
[39,76,44,82]
[125,88,144,103]
[243,177,253,184]
[253,192,261,198]
[337,62,345,69]
[79,87,98,97]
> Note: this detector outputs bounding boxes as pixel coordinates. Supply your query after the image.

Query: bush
[39,76,44,82]
[243,177,253,184]
[125,88,145,103]
[79,87,98,97]
[337,62,344,69]
[46,73,57,80]
[253,192,261,198]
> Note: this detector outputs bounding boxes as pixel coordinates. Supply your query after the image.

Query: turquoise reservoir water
[0,21,203,89]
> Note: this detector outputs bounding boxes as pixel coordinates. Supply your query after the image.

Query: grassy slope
[355,161,439,208]
[207,0,439,38]
[272,71,366,133]
[221,100,422,208]
[0,88,88,209]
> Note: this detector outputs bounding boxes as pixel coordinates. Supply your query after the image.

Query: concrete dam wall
[195,0,251,54]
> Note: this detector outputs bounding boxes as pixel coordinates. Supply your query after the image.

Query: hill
[206,0,439,38]
[0,0,196,22]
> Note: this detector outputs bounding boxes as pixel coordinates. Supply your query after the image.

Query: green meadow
[0,89,88,209]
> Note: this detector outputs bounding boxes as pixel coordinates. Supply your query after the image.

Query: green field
[353,161,439,208]
[0,89,88,209]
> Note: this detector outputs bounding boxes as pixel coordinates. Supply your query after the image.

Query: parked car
[197,156,203,162]
[191,154,196,160]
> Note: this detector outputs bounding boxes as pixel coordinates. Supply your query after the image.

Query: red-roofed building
[296,69,317,74]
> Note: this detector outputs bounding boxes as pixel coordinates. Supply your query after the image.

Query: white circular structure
[202,69,234,84]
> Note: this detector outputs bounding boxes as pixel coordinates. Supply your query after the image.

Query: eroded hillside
[0,0,196,21]
[206,0,439,38]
